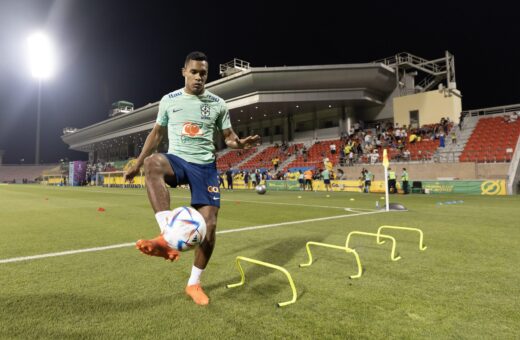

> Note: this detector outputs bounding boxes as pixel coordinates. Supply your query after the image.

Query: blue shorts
[163,153,220,208]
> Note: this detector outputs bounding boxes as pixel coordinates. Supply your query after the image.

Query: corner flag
[382,149,389,211]
[382,149,389,169]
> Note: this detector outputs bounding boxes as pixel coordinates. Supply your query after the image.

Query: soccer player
[124,51,260,305]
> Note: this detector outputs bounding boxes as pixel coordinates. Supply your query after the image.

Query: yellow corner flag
[382,149,389,169]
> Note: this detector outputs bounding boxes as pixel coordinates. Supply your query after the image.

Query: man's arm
[222,128,260,149]
[124,124,167,180]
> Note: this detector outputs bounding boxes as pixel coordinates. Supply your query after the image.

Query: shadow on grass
[206,235,326,303]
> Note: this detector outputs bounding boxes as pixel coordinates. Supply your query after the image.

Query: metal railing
[373,52,445,74]
[462,104,520,118]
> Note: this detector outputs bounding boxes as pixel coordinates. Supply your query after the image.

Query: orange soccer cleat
[136,235,180,262]
[185,284,209,305]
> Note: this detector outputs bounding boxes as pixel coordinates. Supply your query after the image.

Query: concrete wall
[339,162,509,181]
[393,89,462,128]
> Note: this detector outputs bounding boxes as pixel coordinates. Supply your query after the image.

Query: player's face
[183,60,208,95]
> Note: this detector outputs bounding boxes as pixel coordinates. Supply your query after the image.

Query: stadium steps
[216,147,258,171]
[278,154,298,171]
[235,144,269,169]
[436,117,479,162]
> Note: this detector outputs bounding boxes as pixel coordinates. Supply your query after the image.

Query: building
[62,52,461,163]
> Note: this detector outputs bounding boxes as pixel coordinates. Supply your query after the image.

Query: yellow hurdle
[376,225,427,251]
[299,241,363,279]
[226,256,297,307]
[345,231,401,261]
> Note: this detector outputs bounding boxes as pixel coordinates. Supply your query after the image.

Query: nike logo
[212,197,220,200]
[172,109,183,112]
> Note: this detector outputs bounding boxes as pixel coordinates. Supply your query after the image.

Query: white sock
[155,211,171,233]
[187,265,204,286]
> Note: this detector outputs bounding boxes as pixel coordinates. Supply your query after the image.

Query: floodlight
[27,32,55,79]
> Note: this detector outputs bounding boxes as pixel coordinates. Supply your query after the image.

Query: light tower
[27,32,55,164]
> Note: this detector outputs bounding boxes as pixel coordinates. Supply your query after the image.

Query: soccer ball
[255,184,266,195]
[163,206,207,251]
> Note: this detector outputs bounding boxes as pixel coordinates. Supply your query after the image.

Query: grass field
[1,184,519,339]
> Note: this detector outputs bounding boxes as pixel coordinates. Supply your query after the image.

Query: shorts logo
[182,122,203,137]
[207,186,220,193]
[200,104,211,120]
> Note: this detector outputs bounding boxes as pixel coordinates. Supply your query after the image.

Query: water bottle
[376,201,380,209]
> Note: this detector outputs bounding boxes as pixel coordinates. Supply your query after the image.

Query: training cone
[97,207,106,212]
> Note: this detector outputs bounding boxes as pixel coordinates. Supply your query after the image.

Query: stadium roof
[62,62,396,152]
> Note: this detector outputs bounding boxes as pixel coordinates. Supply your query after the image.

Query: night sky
[0,0,518,164]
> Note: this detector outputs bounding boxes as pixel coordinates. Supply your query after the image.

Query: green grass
[1,185,519,339]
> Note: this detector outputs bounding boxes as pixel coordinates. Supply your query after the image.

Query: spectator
[401,168,409,194]
[336,168,345,180]
[298,171,304,190]
[409,132,418,144]
[225,168,233,190]
[363,169,373,193]
[243,170,250,189]
[304,169,313,191]
[272,157,280,171]
[388,167,397,194]
[439,131,445,148]
[321,168,332,191]
[402,149,411,161]
[451,130,457,145]
[330,143,336,155]
[218,172,225,189]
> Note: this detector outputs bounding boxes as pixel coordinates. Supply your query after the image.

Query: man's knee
[144,154,166,176]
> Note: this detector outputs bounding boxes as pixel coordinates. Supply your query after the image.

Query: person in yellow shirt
[323,157,333,172]
[388,167,397,194]
[304,169,313,191]
[272,157,280,171]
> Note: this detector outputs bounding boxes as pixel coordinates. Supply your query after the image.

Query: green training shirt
[156,88,232,164]
[321,169,330,180]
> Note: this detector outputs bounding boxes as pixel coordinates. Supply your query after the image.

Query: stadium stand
[460,114,520,163]
[0,164,59,183]
[285,139,342,170]
[239,143,303,171]
[209,121,459,173]
[216,147,257,171]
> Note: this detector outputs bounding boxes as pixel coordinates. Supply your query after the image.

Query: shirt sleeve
[155,96,169,126]
[216,101,232,132]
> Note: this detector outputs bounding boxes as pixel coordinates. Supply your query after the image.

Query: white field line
[0,210,383,264]
[5,186,377,212]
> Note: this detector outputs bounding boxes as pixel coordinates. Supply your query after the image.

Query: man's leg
[135,154,180,261]
[185,205,219,305]
[144,154,173,213]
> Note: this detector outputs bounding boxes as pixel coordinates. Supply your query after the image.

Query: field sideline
[1,185,519,339]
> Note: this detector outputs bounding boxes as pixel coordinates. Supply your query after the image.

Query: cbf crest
[200,104,211,120]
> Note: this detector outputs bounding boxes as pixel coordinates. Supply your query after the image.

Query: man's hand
[235,135,261,149]
[124,164,142,182]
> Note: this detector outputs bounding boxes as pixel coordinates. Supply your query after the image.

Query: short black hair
[185,51,207,65]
